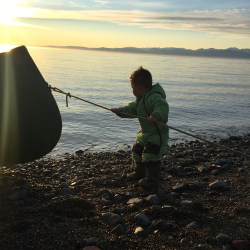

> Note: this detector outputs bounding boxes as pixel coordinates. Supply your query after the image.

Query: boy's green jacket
[118,83,169,149]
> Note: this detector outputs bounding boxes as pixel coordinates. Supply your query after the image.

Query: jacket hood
[146,83,166,99]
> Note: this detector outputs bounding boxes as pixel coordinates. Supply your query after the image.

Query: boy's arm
[149,94,169,123]
[112,100,137,118]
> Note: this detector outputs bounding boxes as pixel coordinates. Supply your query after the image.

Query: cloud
[31,9,250,36]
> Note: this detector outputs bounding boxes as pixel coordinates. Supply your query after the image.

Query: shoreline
[0,133,250,249]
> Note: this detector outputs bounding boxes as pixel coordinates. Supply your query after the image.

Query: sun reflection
[0,44,18,53]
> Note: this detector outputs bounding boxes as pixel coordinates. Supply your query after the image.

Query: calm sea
[27,47,250,157]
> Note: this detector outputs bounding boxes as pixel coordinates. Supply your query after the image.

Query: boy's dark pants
[127,141,164,187]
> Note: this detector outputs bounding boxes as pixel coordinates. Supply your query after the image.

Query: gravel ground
[0,134,250,250]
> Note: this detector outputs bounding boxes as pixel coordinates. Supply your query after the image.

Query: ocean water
[26,47,250,157]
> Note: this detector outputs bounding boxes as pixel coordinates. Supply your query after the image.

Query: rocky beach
[0,134,250,250]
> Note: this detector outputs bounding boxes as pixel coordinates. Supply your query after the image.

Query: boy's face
[131,82,143,98]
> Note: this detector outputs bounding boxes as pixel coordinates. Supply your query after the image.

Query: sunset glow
[0,0,249,50]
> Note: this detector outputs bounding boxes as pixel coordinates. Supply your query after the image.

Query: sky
[0,0,250,50]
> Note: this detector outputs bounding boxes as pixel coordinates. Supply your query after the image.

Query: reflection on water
[25,47,250,157]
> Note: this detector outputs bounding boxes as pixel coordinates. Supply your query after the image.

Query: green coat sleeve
[149,93,169,123]
[117,100,137,118]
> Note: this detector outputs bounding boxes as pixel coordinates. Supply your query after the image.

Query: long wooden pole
[50,86,250,159]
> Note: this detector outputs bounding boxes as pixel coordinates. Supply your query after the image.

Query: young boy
[111,66,169,188]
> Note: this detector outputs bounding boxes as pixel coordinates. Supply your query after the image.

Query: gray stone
[209,181,226,189]
[134,213,151,226]
[223,245,232,250]
[167,167,179,175]
[153,220,171,231]
[100,199,113,206]
[161,205,174,213]
[172,183,188,192]
[146,195,160,205]
[216,233,232,244]
[114,194,123,201]
[112,224,125,235]
[157,189,167,197]
[127,198,144,207]
[184,167,196,172]
[60,182,69,188]
[8,190,27,201]
[198,166,209,173]
[97,189,109,197]
[60,188,74,196]
[101,212,123,225]
[134,227,146,237]
[186,221,199,229]
[180,200,193,206]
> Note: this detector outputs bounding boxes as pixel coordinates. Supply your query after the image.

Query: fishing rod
[49,85,250,159]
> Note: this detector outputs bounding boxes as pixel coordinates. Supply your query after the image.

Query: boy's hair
[130,66,152,89]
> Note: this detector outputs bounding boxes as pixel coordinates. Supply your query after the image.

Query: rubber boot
[127,160,146,181]
[139,161,161,188]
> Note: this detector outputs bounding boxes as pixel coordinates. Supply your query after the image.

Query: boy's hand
[111,108,120,114]
[147,116,157,123]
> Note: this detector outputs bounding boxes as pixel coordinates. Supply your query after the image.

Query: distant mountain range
[45,46,250,59]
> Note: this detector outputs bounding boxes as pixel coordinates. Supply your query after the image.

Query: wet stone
[127,203,140,212]
[134,227,147,237]
[101,212,123,226]
[192,200,206,212]
[134,213,151,226]
[172,183,188,192]
[112,224,125,236]
[216,233,232,244]
[127,198,144,207]
[153,220,171,232]
[231,239,250,249]
[198,166,209,173]
[186,221,199,230]
[145,195,160,205]
[100,199,113,206]
[97,189,110,197]
[209,181,226,189]
[180,200,193,206]
[114,194,123,201]
[157,188,167,197]
[60,188,74,196]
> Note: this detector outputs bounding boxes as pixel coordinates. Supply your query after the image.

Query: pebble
[60,188,74,196]
[134,227,147,237]
[145,195,160,205]
[172,183,188,192]
[127,198,144,207]
[198,166,209,173]
[112,224,125,235]
[97,189,110,197]
[216,233,232,244]
[231,239,250,249]
[134,213,151,226]
[186,221,199,229]
[192,200,206,212]
[100,199,113,206]
[209,181,226,189]
[114,194,123,201]
[180,200,193,206]
[153,220,171,232]
[157,188,167,197]
[127,203,140,212]
[101,212,123,225]
[180,238,190,245]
